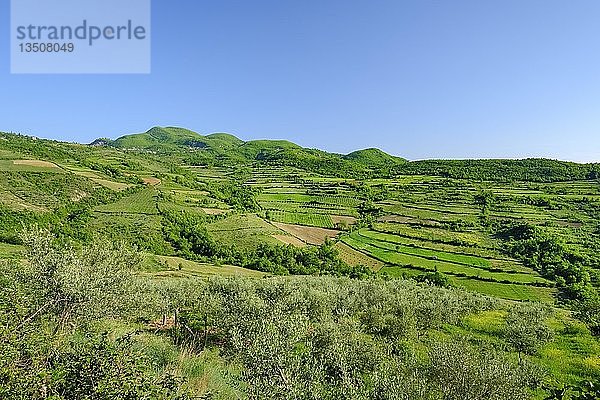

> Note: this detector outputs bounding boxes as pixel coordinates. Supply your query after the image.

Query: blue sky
[1,0,599,162]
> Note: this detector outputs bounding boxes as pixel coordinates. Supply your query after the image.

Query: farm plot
[381,203,480,224]
[358,229,527,272]
[0,190,46,212]
[86,213,168,252]
[272,234,306,247]
[266,210,335,228]
[185,166,229,178]
[0,171,95,210]
[91,178,131,191]
[261,201,358,217]
[95,188,158,214]
[334,242,383,271]
[271,222,339,245]
[207,213,283,250]
[342,233,550,286]
[379,264,554,302]
[354,231,493,269]
[331,215,357,227]
[369,225,512,260]
[13,160,61,169]
[373,222,492,248]
[401,202,481,216]
[453,277,556,303]
[167,189,229,209]
[258,193,361,208]
[141,177,161,186]
[0,159,63,173]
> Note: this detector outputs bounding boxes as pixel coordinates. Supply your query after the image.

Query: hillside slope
[99,126,408,176]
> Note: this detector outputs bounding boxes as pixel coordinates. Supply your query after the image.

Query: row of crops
[343,230,549,285]
[211,168,597,303]
[266,210,335,228]
[95,188,158,214]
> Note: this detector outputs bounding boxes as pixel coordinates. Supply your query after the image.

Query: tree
[428,338,541,400]
[474,190,496,215]
[503,304,553,362]
[574,289,600,336]
[14,227,142,334]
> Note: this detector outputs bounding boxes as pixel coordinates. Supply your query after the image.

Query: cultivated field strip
[358,230,526,268]
[95,188,159,215]
[342,233,550,286]
[267,210,335,228]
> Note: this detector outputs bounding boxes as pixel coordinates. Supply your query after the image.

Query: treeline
[396,159,600,182]
[4,131,599,183]
[498,222,600,334]
[0,132,90,163]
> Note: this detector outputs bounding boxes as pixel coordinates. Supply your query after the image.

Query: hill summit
[94,126,408,173]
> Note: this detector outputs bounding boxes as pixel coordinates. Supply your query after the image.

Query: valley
[1,127,599,399]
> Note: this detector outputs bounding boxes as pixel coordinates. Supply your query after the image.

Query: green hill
[204,132,245,147]
[98,127,409,176]
[344,148,406,166]
[111,127,208,150]
[87,126,600,180]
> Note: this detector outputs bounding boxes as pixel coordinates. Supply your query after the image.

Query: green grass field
[206,213,284,250]
[95,188,158,214]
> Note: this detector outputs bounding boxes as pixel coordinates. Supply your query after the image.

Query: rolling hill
[96,126,408,175]
[1,127,599,397]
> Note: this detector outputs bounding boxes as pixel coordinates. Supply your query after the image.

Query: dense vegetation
[397,159,600,183]
[3,230,597,399]
[0,128,599,398]
[93,128,599,181]
[161,209,369,277]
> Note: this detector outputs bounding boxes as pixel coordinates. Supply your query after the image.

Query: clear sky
[1,0,599,162]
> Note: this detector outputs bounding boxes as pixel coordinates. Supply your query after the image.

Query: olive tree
[14,227,143,334]
[503,304,554,362]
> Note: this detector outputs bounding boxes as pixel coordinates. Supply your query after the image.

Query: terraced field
[206,213,284,250]
[266,210,335,228]
[221,169,596,302]
[0,136,597,306]
[0,159,64,173]
[334,241,384,271]
[95,188,158,214]
[271,222,339,245]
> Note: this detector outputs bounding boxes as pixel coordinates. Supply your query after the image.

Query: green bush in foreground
[1,230,593,399]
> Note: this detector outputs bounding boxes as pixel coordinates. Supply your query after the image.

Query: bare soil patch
[272,222,339,245]
[142,177,162,186]
[335,242,384,271]
[13,160,60,169]
[272,234,306,247]
[202,208,229,215]
[91,179,131,191]
[331,215,357,227]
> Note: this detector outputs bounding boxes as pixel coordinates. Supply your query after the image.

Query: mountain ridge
[103,126,407,162]
[1,128,597,182]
